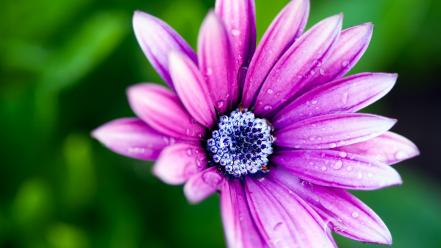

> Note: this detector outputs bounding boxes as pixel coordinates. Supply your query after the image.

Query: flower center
[206,109,274,178]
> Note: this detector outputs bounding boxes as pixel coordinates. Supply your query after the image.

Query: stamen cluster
[207,109,274,178]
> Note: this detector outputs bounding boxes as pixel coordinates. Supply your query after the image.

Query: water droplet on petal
[264,105,273,111]
[339,151,347,158]
[333,160,343,170]
[342,60,349,67]
[395,151,407,160]
[231,29,241,36]
[273,222,283,231]
[206,67,213,76]
[321,165,327,171]
[217,100,225,109]
[351,211,359,218]
[267,89,274,94]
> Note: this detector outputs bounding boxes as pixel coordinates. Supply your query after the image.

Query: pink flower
[92,0,419,247]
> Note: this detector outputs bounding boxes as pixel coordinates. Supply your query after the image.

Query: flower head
[92,0,419,247]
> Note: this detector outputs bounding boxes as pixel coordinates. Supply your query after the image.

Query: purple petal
[272,149,402,190]
[275,113,396,149]
[253,14,342,117]
[271,168,392,244]
[132,11,197,89]
[215,0,256,71]
[92,118,172,160]
[198,12,238,113]
[245,178,336,248]
[169,52,216,128]
[337,131,420,165]
[242,0,310,108]
[127,83,205,140]
[306,23,373,89]
[184,167,223,204]
[153,143,206,185]
[273,73,397,128]
[220,180,266,248]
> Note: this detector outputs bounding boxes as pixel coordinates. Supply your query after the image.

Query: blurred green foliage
[1,0,441,247]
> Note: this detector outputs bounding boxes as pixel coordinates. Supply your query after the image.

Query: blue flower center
[206,109,274,178]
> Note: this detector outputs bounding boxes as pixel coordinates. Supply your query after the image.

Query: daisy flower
[92,0,419,247]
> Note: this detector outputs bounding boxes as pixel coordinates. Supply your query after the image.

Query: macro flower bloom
[92,0,420,247]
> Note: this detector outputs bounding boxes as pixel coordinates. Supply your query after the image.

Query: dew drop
[217,100,225,109]
[206,67,213,76]
[264,105,273,111]
[351,212,359,218]
[395,151,407,160]
[273,222,283,231]
[333,160,343,170]
[231,29,241,36]
[186,148,193,156]
[342,60,349,67]
[321,165,327,171]
[329,143,337,148]
[267,89,274,94]
[339,151,347,158]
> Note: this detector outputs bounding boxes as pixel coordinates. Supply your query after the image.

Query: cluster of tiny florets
[206,109,274,178]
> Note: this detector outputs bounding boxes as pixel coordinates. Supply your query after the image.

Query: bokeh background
[1,0,441,247]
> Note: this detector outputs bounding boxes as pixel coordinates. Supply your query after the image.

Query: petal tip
[359,22,374,32]
[126,84,141,101]
[91,126,104,142]
[152,162,181,185]
[132,10,150,26]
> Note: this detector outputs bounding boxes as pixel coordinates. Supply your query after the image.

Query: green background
[1,0,441,247]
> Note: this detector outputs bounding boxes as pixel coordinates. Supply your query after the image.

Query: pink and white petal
[198,12,237,113]
[221,180,266,248]
[337,131,420,165]
[92,118,172,160]
[273,73,397,128]
[133,11,197,89]
[272,149,402,190]
[215,0,256,71]
[242,0,310,108]
[169,52,216,128]
[245,178,336,248]
[153,143,206,185]
[254,14,342,117]
[271,168,392,245]
[307,23,373,89]
[184,167,224,204]
[127,83,205,140]
[275,113,396,149]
